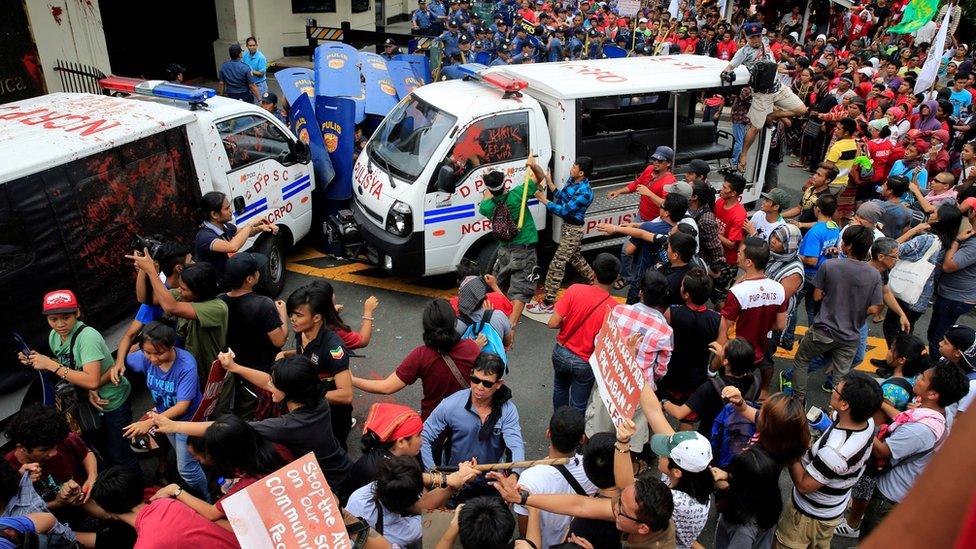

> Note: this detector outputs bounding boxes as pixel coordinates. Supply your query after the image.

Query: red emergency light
[481,73,527,93]
[99,76,142,94]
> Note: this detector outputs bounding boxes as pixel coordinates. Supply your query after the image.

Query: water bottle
[807,406,833,432]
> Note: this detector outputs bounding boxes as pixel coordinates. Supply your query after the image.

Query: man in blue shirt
[427,0,448,33]
[797,194,840,326]
[949,73,973,117]
[411,0,433,35]
[421,353,524,500]
[490,39,514,66]
[218,43,258,103]
[527,155,596,313]
[242,36,268,98]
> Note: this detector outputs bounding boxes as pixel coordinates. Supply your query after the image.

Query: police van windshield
[369,95,456,182]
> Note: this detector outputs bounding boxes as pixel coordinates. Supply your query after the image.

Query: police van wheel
[475,242,498,276]
[256,234,286,297]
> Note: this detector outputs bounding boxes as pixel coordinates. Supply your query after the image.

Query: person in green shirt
[19,289,136,469]
[127,251,228,388]
[478,161,539,329]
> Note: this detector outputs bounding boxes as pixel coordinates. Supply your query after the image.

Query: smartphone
[11,332,31,356]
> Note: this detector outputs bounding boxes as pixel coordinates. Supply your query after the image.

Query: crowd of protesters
[2,0,976,548]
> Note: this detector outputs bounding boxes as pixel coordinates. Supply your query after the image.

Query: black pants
[330,402,353,451]
[882,298,926,346]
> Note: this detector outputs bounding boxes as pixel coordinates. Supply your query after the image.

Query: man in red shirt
[607,145,676,222]
[712,172,748,304]
[717,237,787,397]
[4,404,97,512]
[547,253,621,413]
[90,466,240,548]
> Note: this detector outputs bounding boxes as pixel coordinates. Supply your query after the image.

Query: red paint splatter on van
[50,6,63,25]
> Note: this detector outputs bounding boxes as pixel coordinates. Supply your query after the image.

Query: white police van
[352,54,768,276]
[0,79,315,423]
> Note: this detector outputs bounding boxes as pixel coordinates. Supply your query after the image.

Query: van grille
[357,200,384,224]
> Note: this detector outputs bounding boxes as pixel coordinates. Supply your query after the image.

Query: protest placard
[223,453,351,549]
[617,0,641,17]
[588,312,644,426]
[190,359,228,422]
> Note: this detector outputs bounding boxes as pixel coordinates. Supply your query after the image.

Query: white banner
[618,0,641,17]
[915,9,952,94]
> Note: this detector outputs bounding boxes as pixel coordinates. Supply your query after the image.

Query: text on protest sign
[588,311,644,425]
[222,453,351,549]
[190,359,228,422]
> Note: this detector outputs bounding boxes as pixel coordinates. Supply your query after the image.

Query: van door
[215,114,313,230]
[423,110,535,269]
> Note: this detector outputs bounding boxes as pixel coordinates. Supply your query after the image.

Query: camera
[720,70,737,84]
[131,234,164,258]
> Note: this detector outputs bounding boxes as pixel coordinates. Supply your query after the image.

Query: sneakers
[779,369,793,396]
[834,519,861,538]
[526,300,555,314]
[779,338,794,351]
[821,374,835,393]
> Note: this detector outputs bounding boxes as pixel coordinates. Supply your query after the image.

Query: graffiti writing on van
[0,107,121,136]
[454,165,529,198]
[584,212,639,236]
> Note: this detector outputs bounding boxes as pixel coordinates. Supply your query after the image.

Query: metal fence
[53,60,106,94]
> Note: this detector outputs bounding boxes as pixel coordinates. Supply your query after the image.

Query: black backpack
[491,196,519,242]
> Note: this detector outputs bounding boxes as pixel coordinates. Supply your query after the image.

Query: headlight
[385,200,413,236]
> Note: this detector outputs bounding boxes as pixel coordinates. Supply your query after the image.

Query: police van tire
[475,241,499,276]
[255,234,286,297]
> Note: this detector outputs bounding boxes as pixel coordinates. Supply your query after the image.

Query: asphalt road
[278,159,960,548]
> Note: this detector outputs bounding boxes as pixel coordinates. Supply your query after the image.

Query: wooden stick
[433,457,571,473]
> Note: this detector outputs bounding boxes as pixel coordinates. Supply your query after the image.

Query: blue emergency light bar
[99,76,216,103]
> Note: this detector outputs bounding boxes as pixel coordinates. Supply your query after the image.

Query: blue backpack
[709,372,761,468]
[460,309,508,371]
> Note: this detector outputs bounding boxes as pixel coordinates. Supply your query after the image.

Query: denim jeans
[552,343,595,413]
[255,80,268,98]
[167,432,210,501]
[98,399,138,470]
[927,295,975,357]
[731,122,747,166]
[808,322,869,375]
[781,287,804,346]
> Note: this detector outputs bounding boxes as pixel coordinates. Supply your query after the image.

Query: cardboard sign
[588,312,644,426]
[617,0,641,16]
[223,453,350,549]
[189,359,228,422]
[421,509,459,548]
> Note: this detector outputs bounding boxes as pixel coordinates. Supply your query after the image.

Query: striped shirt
[792,418,875,520]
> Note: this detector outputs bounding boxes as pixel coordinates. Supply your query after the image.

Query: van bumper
[353,204,425,276]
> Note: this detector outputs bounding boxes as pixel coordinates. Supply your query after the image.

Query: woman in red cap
[348,402,424,492]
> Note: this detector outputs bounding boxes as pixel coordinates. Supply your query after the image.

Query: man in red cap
[19,290,136,469]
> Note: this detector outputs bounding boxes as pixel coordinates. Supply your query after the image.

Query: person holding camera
[721,22,807,173]
[193,191,277,280]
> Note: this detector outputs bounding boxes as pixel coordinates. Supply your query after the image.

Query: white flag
[914,9,952,95]
[668,0,679,19]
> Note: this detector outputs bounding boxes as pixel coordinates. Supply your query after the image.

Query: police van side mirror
[291,140,311,164]
[436,165,457,194]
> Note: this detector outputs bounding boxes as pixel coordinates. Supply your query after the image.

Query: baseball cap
[229,43,243,58]
[945,325,976,370]
[42,290,80,315]
[664,181,693,198]
[686,159,710,176]
[855,201,883,225]
[743,22,763,37]
[650,432,712,473]
[650,145,674,162]
[223,252,268,288]
[384,38,396,46]
[261,91,278,105]
[459,35,472,44]
[761,188,792,210]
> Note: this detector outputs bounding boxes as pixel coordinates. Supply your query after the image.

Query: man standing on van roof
[526,156,596,315]
[721,22,807,173]
[218,43,259,104]
[479,168,538,330]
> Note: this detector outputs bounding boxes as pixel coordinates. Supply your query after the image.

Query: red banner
[588,312,644,425]
[222,453,350,548]
[190,359,228,422]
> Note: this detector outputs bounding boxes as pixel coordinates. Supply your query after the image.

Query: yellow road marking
[287,249,888,372]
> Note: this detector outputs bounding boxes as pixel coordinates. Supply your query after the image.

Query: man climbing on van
[721,22,806,173]
[479,164,538,331]
[526,155,596,315]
